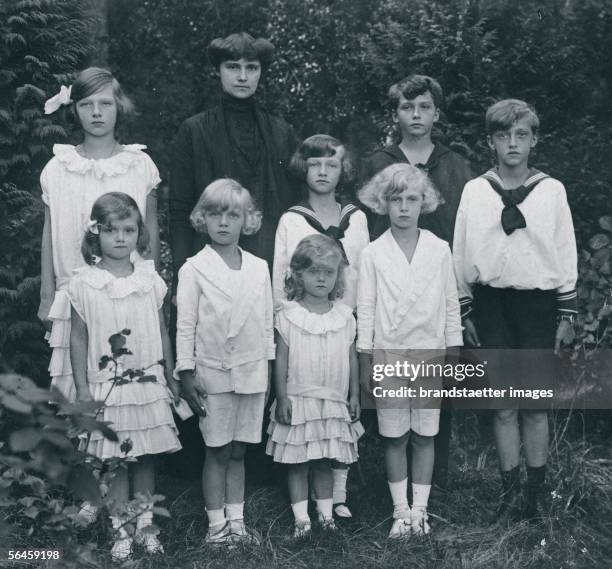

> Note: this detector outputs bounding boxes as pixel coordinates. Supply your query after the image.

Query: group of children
[39,60,577,559]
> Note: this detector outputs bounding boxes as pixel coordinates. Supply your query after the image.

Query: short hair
[485,99,540,135]
[190,178,262,235]
[82,192,149,264]
[71,67,134,116]
[388,74,444,109]
[358,163,442,215]
[284,234,346,301]
[289,134,355,189]
[208,32,275,69]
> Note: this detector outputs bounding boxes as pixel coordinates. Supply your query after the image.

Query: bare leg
[226,442,247,505]
[521,410,548,467]
[202,444,232,511]
[493,409,520,470]
[311,459,333,500]
[132,455,156,498]
[384,432,410,482]
[410,433,434,485]
[288,462,309,505]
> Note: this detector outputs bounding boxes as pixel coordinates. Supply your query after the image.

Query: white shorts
[198,391,266,448]
[374,349,441,438]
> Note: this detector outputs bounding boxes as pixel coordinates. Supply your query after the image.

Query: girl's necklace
[79,141,120,159]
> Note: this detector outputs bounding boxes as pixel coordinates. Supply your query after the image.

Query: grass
[69,410,612,569]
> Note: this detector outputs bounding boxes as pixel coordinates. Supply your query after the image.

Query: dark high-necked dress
[170,93,300,278]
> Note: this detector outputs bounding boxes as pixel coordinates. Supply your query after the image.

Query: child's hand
[359,352,373,394]
[349,395,361,422]
[554,319,575,357]
[76,389,93,403]
[181,371,208,417]
[167,378,181,405]
[462,318,481,347]
[275,396,292,425]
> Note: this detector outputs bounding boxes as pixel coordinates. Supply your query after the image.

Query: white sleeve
[350,211,370,272]
[452,185,474,318]
[143,154,162,193]
[272,216,289,310]
[554,183,578,295]
[263,268,276,359]
[356,247,376,352]
[443,248,464,347]
[174,264,200,378]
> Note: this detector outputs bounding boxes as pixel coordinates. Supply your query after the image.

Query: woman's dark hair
[82,192,149,264]
[208,32,275,69]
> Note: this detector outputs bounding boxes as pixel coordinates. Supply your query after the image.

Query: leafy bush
[0,0,96,384]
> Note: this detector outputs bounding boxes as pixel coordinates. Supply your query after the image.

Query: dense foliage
[0,0,95,383]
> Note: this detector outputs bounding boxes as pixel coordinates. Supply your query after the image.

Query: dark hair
[289,134,355,190]
[485,99,540,135]
[388,74,444,109]
[71,67,134,116]
[284,234,346,301]
[208,32,275,69]
[81,192,149,264]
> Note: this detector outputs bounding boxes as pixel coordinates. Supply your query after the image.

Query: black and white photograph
[1,0,611,567]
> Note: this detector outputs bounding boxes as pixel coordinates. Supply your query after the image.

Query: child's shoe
[522,482,547,522]
[410,507,431,536]
[388,516,411,539]
[333,503,352,518]
[317,512,337,531]
[206,522,235,545]
[110,516,132,561]
[134,503,164,553]
[77,501,99,526]
[293,519,312,538]
[229,519,261,545]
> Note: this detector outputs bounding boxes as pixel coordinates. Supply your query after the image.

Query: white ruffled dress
[68,261,180,459]
[266,301,364,464]
[41,144,160,402]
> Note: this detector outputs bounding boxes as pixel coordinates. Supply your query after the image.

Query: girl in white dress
[175,179,274,545]
[273,134,369,310]
[267,234,363,538]
[69,193,181,560]
[272,134,369,517]
[40,67,161,403]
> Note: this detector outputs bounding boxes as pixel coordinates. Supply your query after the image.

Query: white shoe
[333,503,352,518]
[411,508,431,536]
[206,522,235,545]
[134,527,164,554]
[228,519,261,545]
[317,513,337,531]
[388,517,411,539]
[293,519,312,538]
[77,501,99,526]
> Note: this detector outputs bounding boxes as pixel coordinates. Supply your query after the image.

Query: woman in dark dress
[170,32,299,274]
[169,32,299,482]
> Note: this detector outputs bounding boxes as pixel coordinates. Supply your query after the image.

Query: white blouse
[41,144,160,289]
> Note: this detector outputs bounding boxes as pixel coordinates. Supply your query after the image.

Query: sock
[500,465,521,493]
[225,502,244,521]
[315,498,333,519]
[388,478,409,518]
[526,465,546,487]
[332,468,349,504]
[206,507,226,530]
[136,510,153,529]
[291,500,310,523]
[412,483,431,511]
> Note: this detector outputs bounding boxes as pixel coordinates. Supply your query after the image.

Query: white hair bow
[44,85,72,115]
[85,219,99,235]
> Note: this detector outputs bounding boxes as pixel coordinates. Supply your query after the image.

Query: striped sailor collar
[288,199,359,231]
[481,168,549,191]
